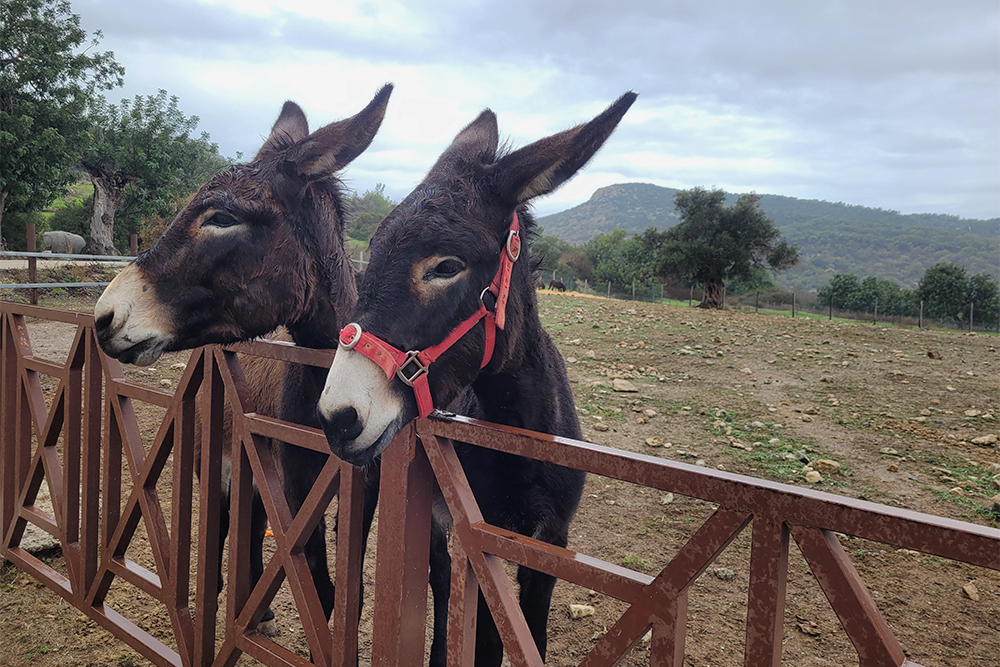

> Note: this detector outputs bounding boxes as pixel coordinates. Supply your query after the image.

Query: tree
[80,90,227,254]
[916,262,968,326]
[966,273,999,329]
[0,0,124,245]
[345,183,395,243]
[654,188,799,308]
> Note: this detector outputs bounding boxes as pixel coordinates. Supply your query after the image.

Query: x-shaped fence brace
[1,302,998,667]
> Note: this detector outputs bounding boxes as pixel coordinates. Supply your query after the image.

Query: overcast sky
[75,0,999,221]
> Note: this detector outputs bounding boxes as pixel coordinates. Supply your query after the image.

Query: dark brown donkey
[94,85,392,631]
[318,92,636,666]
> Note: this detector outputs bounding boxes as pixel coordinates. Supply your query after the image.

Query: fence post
[632,279,635,300]
[129,233,138,257]
[689,284,693,307]
[873,297,878,325]
[791,293,795,318]
[722,285,726,310]
[660,284,664,301]
[969,302,973,332]
[755,291,759,313]
[828,301,832,320]
[26,222,37,305]
[919,300,923,329]
[607,281,610,298]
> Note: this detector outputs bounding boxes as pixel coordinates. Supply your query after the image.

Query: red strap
[339,325,408,380]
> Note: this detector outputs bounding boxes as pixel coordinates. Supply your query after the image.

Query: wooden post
[919,300,923,329]
[755,291,760,313]
[828,300,832,320]
[631,279,635,300]
[873,296,878,325]
[129,233,138,257]
[26,222,37,305]
[969,302,973,332]
[689,284,693,307]
[660,284,664,301]
[791,293,795,318]
[606,281,611,298]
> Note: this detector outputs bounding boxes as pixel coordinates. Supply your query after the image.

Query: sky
[74,0,1000,221]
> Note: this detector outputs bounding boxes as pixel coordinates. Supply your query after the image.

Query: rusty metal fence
[1,302,998,667]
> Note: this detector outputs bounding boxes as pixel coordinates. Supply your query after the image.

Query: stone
[927,350,942,359]
[965,409,982,417]
[880,447,898,455]
[644,437,663,447]
[170,362,186,370]
[971,434,997,446]
[612,379,639,392]
[813,459,841,475]
[643,409,657,417]
[804,407,819,415]
[568,604,596,619]
[805,471,823,484]
[159,379,173,387]
[593,423,610,432]
[962,583,980,602]
[661,493,675,505]
[801,415,813,423]
[712,567,736,581]
[740,367,753,375]
[887,464,899,472]
[948,487,965,496]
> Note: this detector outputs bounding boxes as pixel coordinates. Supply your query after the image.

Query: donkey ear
[288,84,394,177]
[428,110,500,174]
[258,101,311,155]
[490,92,637,207]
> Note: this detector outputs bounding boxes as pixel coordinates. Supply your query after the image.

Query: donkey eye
[427,259,465,280]
[205,213,240,229]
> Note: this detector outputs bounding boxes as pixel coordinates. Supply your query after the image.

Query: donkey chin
[94,265,177,366]
[317,348,414,467]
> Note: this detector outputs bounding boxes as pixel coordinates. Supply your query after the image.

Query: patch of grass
[622,554,649,570]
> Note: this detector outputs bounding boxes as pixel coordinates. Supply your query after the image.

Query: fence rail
[1,301,997,666]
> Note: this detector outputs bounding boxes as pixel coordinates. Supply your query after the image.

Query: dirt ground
[1,291,997,666]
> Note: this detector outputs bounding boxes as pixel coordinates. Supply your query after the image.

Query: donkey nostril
[95,311,114,337]
[320,406,364,444]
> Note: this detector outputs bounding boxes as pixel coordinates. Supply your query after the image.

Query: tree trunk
[698,279,725,309]
[84,168,130,255]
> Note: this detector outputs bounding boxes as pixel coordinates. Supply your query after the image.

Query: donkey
[318,92,637,666]
[94,85,392,631]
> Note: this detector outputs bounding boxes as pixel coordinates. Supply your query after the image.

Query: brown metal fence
[1,302,998,667]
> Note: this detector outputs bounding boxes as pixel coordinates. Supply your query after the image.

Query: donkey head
[317,93,636,465]
[94,85,392,365]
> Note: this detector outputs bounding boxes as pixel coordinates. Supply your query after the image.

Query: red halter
[338,213,521,418]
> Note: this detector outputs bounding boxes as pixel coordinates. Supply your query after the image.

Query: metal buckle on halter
[505,229,521,262]
[480,286,498,312]
[340,322,363,350]
[396,350,429,386]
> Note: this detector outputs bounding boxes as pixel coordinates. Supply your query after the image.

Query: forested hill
[537,182,999,290]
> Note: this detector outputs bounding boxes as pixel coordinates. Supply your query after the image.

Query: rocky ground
[1,291,997,666]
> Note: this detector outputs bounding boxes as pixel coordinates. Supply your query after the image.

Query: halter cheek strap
[339,212,521,418]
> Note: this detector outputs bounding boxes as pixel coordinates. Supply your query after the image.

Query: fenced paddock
[1,301,997,666]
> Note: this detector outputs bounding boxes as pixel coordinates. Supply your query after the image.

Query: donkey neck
[286,254,359,350]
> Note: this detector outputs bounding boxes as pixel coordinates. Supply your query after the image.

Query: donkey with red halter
[94,85,392,631]
[318,92,636,666]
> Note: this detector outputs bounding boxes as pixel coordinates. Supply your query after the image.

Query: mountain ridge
[537,182,999,290]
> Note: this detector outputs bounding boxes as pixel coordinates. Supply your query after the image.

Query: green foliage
[46,193,92,238]
[81,89,229,252]
[917,262,968,325]
[0,0,123,233]
[654,188,798,307]
[966,273,999,328]
[582,228,660,290]
[1,210,45,250]
[345,183,395,243]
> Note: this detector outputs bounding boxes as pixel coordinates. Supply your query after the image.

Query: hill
[537,183,999,291]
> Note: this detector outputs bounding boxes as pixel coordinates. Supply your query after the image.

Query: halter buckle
[340,323,363,350]
[396,350,429,387]
[506,229,521,262]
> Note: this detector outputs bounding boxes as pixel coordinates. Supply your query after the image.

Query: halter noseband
[338,212,522,418]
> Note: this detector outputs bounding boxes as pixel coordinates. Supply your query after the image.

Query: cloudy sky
[75,0,999,221]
